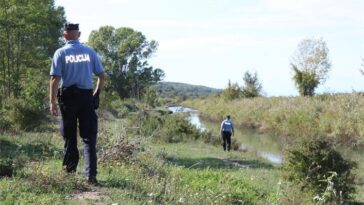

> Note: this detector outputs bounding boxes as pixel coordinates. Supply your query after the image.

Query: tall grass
[183,94,364,146]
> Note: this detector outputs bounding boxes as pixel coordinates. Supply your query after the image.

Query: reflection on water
[259,152,283,164]
[189,113,206,131]
[169,106,283,164]
[168,106,195,113]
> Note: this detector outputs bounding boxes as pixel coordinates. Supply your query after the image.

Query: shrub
[24,164,89,194]
[221,81,241,101]
[97,120,140,164]
[98,134,139,164]
[158,114,200,143]
[1,98,47,131]
[283,139,357,203]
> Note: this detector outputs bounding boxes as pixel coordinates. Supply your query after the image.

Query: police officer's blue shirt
[50,40,104,89]
[221,119,234,132]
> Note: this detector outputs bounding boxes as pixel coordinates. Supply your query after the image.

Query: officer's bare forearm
[94,73,105,95]
[49,76,60,103]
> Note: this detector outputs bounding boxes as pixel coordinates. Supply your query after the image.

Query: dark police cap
[64,23,79,31]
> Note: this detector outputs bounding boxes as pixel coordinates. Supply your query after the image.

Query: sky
[55,0,364,96]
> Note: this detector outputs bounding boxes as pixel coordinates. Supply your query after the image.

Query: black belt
[58,85,92,97]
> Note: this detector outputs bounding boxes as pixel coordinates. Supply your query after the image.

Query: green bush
[136,111,201,143]
[99,91,140,118]
[158,114,200,143]
[221,80,241,101]
[1,98,47,131]
[283,139,357,203]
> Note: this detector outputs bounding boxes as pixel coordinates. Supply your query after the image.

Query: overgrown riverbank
[183,94,364,147]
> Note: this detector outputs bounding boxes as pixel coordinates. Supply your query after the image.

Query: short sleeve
[50,50,62,76]
[92,52,104,75]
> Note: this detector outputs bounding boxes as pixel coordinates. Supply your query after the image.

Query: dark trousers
[58,86,98,179]
[221,131,232,151]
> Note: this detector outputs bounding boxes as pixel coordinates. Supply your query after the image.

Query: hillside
[156,81,222,99]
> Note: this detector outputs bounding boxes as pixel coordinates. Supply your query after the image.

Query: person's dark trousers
[58,86,98,179]
[221,131,232,151]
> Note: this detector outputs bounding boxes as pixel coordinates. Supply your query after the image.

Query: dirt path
[68,186,112,204]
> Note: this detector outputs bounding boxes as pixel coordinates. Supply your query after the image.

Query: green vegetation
[0,1,362,204]
[220,70,264,101]
[88,26,165,99]
[0,0,66,131]
[156,81,222,100]
[184,94,364,146]
[221,80,241,101]
[184,94,364,203]
[2,99,361,204]
[241,71,263,98]
[284,139,357,203]
[0,109,282,204]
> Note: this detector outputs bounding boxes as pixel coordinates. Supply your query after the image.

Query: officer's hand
[50,102,58,116]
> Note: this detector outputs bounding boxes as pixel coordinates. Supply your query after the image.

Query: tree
[241,71,262,97]
[0,0,65,105]
[221,80,241,101]
[144,86,158,108]
[0,0,65,130]
[88,26,165,99]
[291,38,331,96]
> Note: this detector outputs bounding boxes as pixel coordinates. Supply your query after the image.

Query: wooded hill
[156,81,222,99]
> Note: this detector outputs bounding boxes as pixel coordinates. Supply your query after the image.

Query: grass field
[0,117,282,205]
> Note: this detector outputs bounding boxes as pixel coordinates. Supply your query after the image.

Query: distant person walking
[49,23,105,184]
[220,115,234,151]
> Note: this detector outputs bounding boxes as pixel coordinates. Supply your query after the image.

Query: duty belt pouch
[58,84,78,101]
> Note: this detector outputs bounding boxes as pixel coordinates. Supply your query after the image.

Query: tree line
[0,0,164,131]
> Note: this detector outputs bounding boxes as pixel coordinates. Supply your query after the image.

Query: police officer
[49,23,105,184]
[220,115,234,151]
